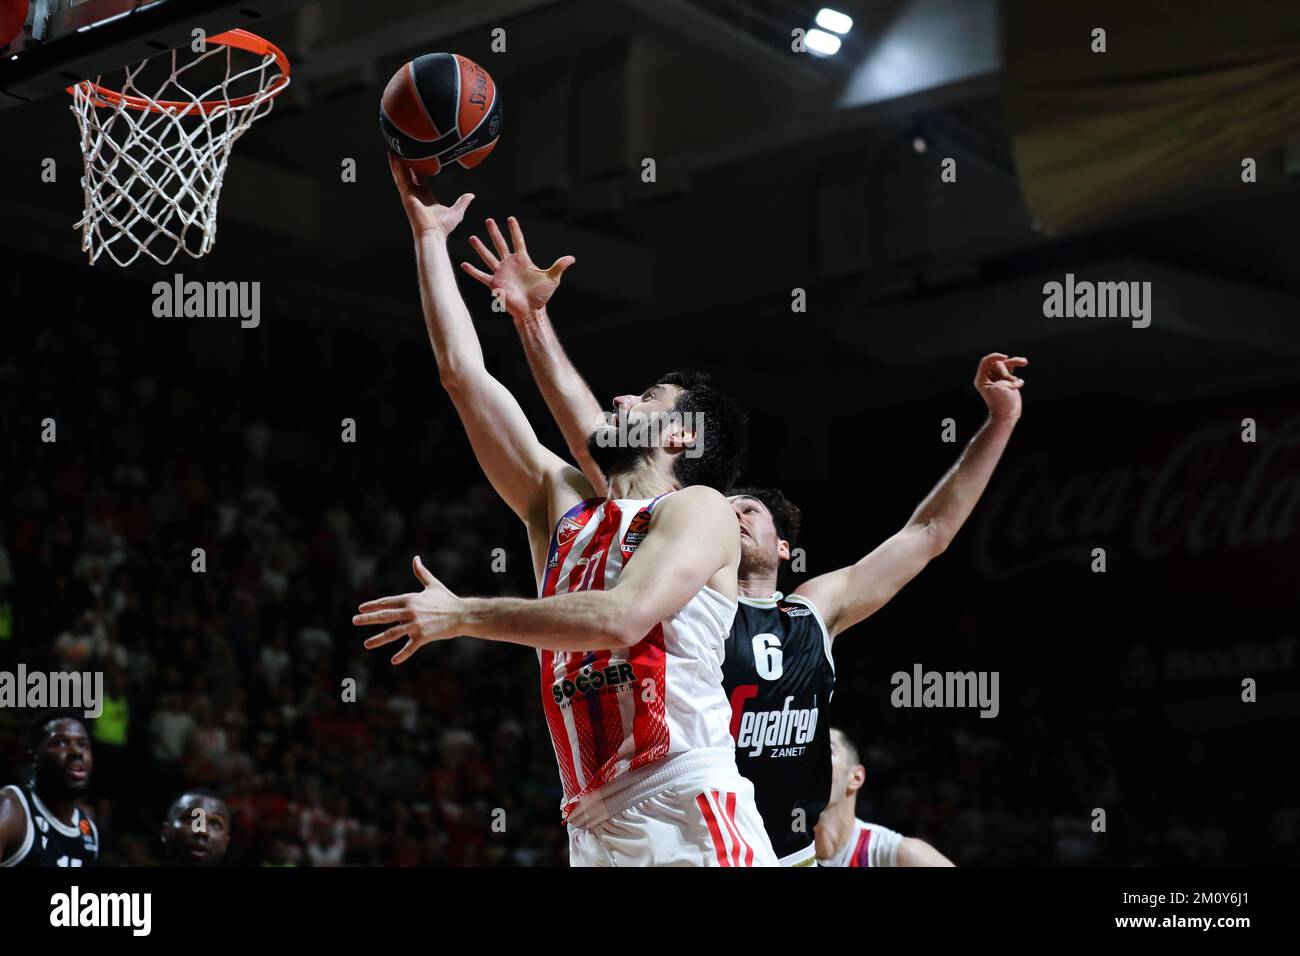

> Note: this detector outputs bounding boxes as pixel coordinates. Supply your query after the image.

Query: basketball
[380,52,502,177]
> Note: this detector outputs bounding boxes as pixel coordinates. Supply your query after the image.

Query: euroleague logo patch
[622,511,651,554]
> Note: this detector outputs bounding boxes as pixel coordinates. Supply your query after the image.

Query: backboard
[0,0,307,110]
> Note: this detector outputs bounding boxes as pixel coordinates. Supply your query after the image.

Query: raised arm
[389,155,590,524]
[354,486,738,663]
[459,216,609,495]
[794,353,1028,639]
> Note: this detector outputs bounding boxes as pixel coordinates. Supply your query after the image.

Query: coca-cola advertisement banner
[970,407,1298,607]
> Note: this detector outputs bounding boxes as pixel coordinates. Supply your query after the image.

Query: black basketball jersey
[723,592,835,862]
[0,785,99,867]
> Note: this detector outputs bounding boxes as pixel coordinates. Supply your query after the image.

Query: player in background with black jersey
[0,711,100,867]
[460,220,1026,865]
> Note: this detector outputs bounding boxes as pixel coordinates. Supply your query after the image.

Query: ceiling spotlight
[912,136,928,154]
[805,28,842,56]
[815,8,854,35]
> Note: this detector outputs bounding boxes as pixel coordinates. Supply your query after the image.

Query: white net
[70,33,290,267]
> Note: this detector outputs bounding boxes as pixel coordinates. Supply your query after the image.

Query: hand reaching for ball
[460,216,576,320]
[387,153,474,240]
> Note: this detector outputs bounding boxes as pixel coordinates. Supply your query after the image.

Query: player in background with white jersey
[355,156,777,866]
[459,219,1026,865]
[816,728,954,867]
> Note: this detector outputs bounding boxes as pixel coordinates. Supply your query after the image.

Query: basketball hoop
[68,29,291,267]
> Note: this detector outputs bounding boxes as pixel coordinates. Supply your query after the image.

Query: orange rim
[67,28,290,115]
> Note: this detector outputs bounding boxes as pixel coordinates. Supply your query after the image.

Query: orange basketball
[380,53,502,177]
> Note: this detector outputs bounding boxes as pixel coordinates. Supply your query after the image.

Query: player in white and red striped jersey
[355,163,776,866]
[462,215,1026,866]
[536,489,772,864]
[815,728,954,867]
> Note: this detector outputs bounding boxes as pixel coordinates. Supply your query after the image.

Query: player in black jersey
[0,711,100,867]
[162,791,231,866]
[721,488,833,864]
[721,377,1020,865]
[464,220,1027,864]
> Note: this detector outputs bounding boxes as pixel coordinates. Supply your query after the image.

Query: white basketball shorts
[566,748,777,867]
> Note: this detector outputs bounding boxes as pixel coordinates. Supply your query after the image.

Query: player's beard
[36,762,87,801]
[739,535,780,578]
[587,418,655,479]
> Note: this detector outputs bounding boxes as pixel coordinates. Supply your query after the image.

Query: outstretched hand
[353,556,462,665]
[975,353,1028,421]
[460,215,575,319]
[387,153,474,240]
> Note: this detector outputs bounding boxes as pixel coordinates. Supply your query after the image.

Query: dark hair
[25,709,85,755]
[729,486,802,547]
[167,789,230,823]
[656,370,748,493]
[832,727,861,767]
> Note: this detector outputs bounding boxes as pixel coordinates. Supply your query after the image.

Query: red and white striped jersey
[538,494,737,821]
[818,819,904,867]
